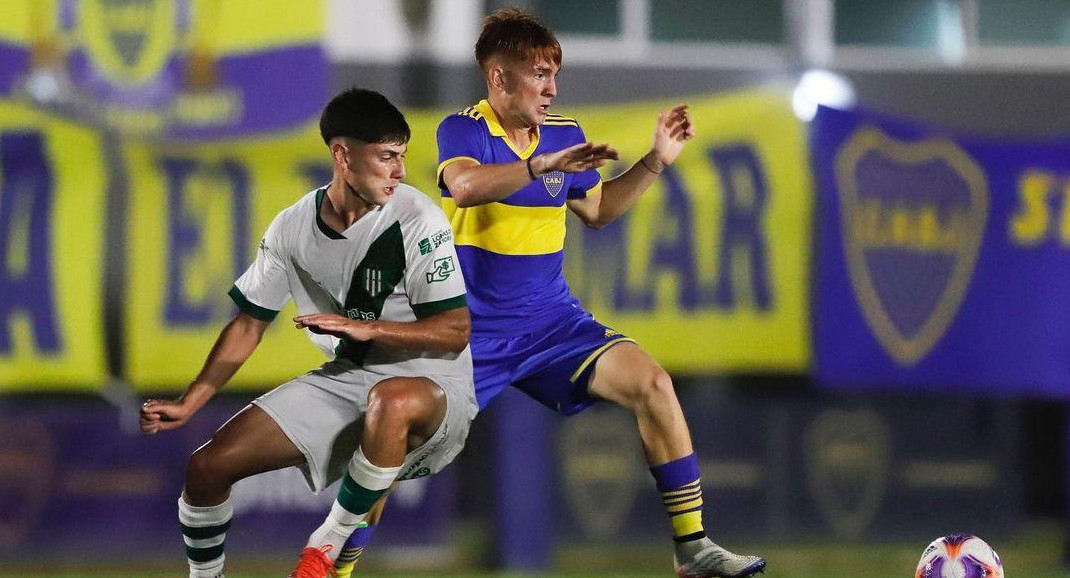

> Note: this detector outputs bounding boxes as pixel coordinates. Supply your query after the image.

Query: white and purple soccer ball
[916,534,1004,578]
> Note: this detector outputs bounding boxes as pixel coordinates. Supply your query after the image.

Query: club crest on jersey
[543,171,565,197]
[835,126,988,366]
[363,268,383,296]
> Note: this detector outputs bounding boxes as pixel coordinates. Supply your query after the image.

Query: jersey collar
[475,99,540,159]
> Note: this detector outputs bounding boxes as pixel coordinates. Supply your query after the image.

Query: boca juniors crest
[814,105,1070,397]
[834,126,988,365]
[542,170,565,197]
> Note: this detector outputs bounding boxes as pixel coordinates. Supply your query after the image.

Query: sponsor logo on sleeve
[418,229,453,255]
[426,256,456,283]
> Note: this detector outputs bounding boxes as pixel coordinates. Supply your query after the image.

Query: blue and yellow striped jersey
[436,100,603,337]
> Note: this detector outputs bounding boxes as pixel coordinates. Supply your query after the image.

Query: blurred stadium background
[1,0,1070,577]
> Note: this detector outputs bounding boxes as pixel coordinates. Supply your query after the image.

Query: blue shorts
[471,308,635,415]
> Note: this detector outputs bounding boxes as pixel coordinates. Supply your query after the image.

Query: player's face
[343,140,407,207]
[503,58,558,127]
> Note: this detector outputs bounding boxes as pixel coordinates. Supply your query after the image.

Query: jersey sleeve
[404,204,467,319]
[436,114,485,190]
[230,213,291,322]
[567,122,603,200]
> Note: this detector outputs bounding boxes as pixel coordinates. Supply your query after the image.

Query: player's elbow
[449,321,471,353]
[584,217,608,230]
[451,185,478,208]
[578,211,611,230]
[441,310,471,353]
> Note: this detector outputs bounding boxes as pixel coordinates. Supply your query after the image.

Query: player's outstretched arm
[139,312,270,435]
[295,306,470,354]
[570,104,694,229]
[444,142,618,208]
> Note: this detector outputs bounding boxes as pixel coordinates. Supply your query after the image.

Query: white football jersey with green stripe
[231,183,471,382]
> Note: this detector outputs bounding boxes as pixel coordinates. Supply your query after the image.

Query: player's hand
[535,141,618,174]
[294,313,375,342]
[140,398,194,435]
[647,104,695,171]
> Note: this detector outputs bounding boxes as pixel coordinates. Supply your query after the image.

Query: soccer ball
[916,534,1004,578]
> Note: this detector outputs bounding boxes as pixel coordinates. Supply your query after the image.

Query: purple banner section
[0,41,326,139]
[549,389,1022,542]
[813,105,1070,396]
[0,396,456,563]
[0,45,29,96]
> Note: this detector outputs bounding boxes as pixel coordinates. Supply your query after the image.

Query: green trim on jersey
[336,221,406,364]
[412,294,467,319]
[228,285,279,322]
[315,187,346,240]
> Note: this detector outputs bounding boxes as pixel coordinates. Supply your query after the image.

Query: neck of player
[489,97,537,152]
[324,177,375,230]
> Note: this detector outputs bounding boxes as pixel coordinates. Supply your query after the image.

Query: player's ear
[330,140,348,168]
[489,65,507,92]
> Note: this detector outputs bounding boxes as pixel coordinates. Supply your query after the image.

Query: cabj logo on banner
[835,127,987,365]
[0,0,326,139]
[814,105,1070,396]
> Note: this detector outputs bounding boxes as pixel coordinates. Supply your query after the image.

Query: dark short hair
[319,88,410,146]
[475,7,561,71]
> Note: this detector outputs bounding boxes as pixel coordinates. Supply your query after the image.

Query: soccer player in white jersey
[139,88,477,578]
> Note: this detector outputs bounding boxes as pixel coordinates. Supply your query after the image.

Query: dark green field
[6,534,1069,578]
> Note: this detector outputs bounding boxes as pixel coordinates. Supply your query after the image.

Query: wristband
[526,156,538,180]
[639,155,663,175]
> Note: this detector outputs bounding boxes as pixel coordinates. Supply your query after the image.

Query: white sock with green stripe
[305,447,398,563]
[178,496,232,578]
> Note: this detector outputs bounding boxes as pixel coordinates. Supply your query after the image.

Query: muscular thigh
[197,404,306,479]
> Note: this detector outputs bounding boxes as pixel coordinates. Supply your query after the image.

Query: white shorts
[252,359,477,493]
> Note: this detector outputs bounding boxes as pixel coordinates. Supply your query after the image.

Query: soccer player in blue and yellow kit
[333,8,766,578]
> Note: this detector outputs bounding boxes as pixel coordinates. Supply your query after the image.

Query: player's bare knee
[628,368,676,411]
[185,444,233,499]
[368,380,429,428]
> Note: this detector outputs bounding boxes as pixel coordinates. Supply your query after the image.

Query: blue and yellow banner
[0,100,108,389]
[124,92,813,388]
[564,93,812,372]
[0,0,326,139]
[0,90,810,391]
[814,105,1070,396]
[123,124,333,390]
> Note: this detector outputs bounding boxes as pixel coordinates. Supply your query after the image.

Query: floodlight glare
[792,69,856,122]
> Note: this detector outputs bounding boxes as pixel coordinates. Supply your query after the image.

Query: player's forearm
[595,153,663,226]
[362,308,470,353]
[185,314,268,408]
[448,160,536,207]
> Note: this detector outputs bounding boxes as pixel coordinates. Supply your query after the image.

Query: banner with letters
[0,0,326,139]
[123,92,812,389]
[814,105,1070,396]
[0,100,108,389]
[564,93,812,373]
[123,124,333,389]
[120,113,451,390]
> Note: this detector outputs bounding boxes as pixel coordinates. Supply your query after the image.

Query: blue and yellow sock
[650,453,705,542]
[334,522,375,578]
